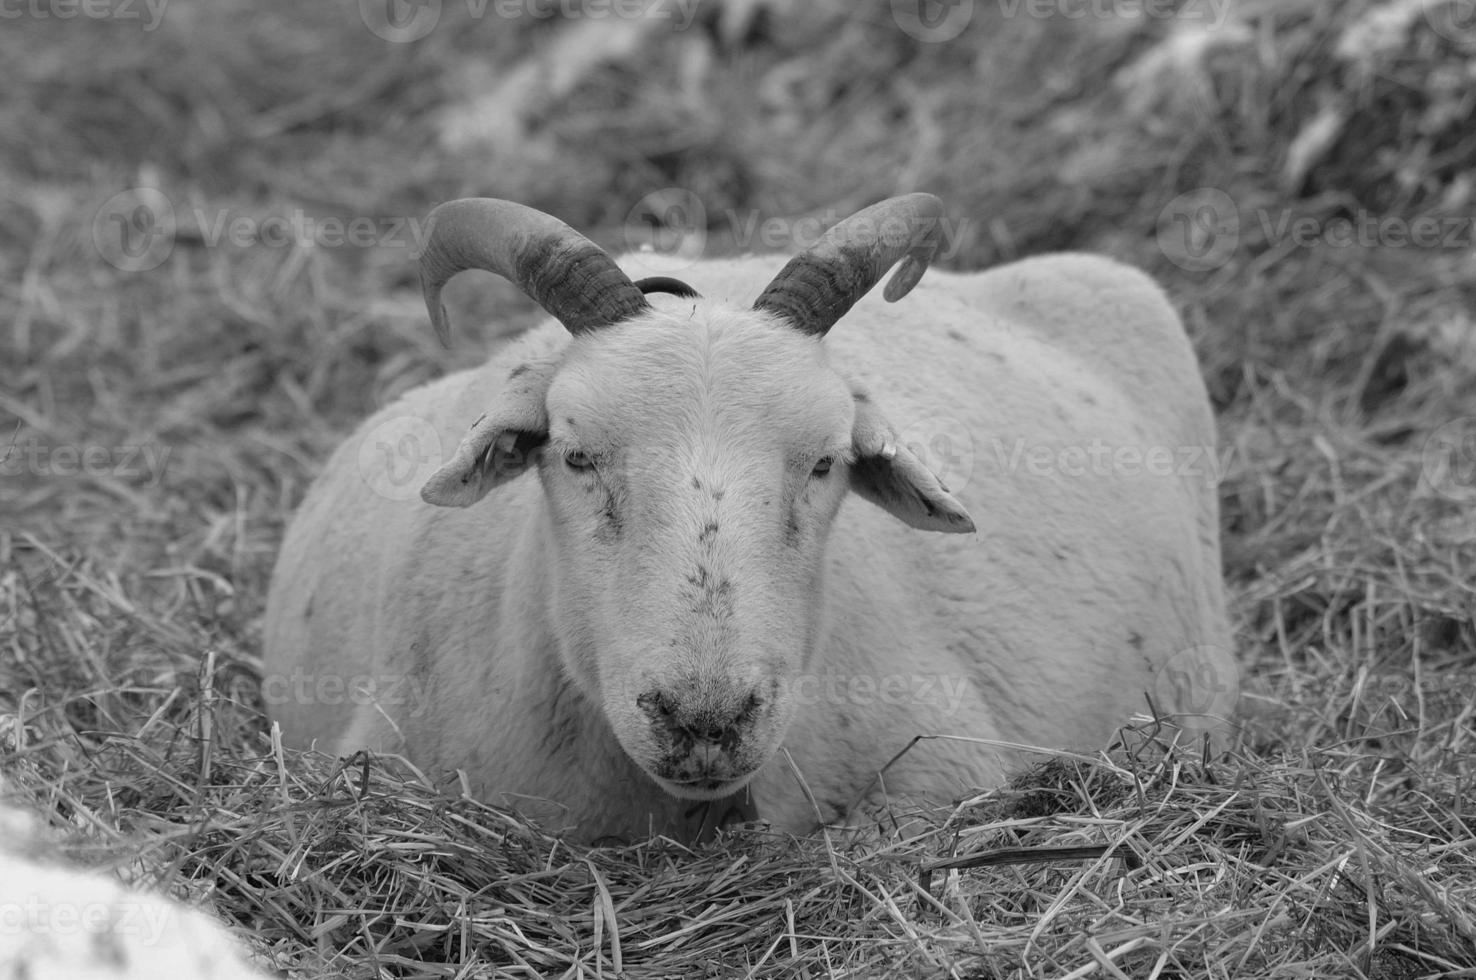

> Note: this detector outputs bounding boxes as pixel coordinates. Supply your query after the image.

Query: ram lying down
[265,193,1236,843]
[0,787,271,979]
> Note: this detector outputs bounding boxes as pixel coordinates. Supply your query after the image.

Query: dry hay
[4,603,1474,978]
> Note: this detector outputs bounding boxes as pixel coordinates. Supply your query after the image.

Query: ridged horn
[418,198,649,345]
[752,193,945,337]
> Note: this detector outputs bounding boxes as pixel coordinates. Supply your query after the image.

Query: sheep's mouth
[653,772,756,801]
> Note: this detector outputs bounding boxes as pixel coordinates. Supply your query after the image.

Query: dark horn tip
[635,276,701,299]
[882,256,929,303]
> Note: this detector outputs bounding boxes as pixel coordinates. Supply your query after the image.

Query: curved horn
[752,193,945,337]
[418,198,649,345]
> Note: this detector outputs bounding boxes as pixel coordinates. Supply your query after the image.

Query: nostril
[639,685,765,740]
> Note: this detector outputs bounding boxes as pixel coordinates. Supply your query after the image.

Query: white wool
[0,795,271,980]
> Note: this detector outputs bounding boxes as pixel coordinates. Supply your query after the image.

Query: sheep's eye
[563,449,595,471]
[811,456,834,477]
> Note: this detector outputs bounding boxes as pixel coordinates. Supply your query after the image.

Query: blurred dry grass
[3,0,1476,976]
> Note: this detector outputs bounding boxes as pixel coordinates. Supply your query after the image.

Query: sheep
[0,791,271,979]
[262,193,1235,843]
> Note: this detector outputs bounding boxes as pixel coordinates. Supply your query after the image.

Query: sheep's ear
[847,388,975,534]
[421,365,553,508]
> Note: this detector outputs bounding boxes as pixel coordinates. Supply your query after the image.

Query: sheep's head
[414,196,974,802]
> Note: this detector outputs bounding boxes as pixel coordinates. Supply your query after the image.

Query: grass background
[2,0,1476,976]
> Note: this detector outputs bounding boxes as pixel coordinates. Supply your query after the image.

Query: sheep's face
[538,308,854,799]
[422,302,973,802]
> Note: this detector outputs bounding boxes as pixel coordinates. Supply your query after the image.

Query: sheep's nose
[637,687,763,746]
